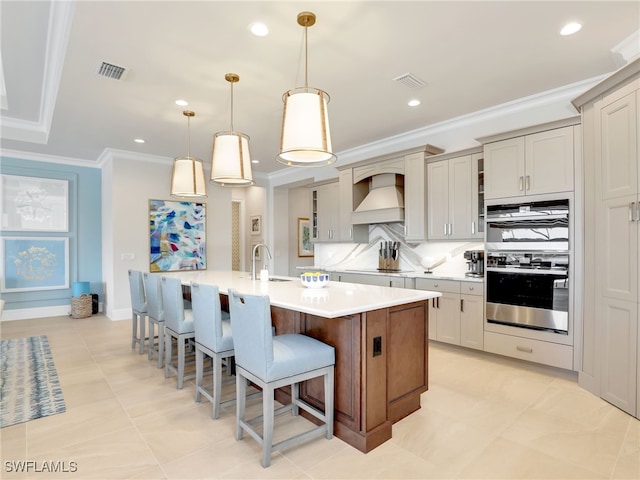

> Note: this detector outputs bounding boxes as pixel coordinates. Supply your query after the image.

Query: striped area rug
[0,335,66,428]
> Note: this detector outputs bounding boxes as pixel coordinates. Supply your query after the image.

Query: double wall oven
[485,199,570,335]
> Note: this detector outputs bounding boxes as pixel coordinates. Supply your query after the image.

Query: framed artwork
[1,237,69,292]
[251,241,262,262]
[298,217,314,257]
[1,175,69,232]
[250,215,261,235]
[149,200,206,272]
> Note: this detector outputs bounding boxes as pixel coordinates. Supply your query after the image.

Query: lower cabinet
[483,332,574,370]
[331,272,407,288]
[415,278,484,350]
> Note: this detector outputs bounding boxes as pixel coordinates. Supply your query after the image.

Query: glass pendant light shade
[170,110,207,198]
[211,131,254,186]
[278,87,336,166]
[170,156,207,198]
[277,12,336,167]
[210,73,254,186]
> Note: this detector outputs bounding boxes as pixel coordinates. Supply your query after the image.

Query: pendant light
[277,11,336,167]
[170,110,207,198]
[210,73,255,186]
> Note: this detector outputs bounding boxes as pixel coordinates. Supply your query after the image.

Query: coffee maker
[464,250,484,277]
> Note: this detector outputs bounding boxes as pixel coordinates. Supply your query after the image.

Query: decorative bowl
[300,272,329,289]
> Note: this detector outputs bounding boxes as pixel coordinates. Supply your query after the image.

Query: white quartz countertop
[159,270,440,318]
[297,266,484,283]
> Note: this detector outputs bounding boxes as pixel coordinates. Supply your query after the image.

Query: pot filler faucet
[251,243,273,280]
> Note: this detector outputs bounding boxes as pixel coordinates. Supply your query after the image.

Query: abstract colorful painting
[149,200,206,272]
[1,237,69,292]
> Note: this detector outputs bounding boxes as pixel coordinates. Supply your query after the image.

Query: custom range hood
[352,173,404,225]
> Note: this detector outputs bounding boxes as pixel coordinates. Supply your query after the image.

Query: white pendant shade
[278,88,335,166]
[211,131,254,186]
[170,156,207,198]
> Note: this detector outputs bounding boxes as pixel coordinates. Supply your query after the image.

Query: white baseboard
[0,302,109,322]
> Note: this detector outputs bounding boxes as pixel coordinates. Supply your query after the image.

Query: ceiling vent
[96,61,128,80]
[392,72,426,89]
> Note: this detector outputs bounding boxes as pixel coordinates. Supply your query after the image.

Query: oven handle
[486,266,568,275]
[485,213,568,223]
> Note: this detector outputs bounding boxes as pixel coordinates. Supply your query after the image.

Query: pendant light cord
[304,24,308,89]
[230,81,234,131]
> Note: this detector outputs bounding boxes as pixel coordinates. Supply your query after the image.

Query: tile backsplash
[313,223,483,276]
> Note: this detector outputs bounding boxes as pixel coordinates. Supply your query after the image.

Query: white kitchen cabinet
[416,278,484,350]
[470,153,485,239]
[427,155,475,240]
[332,271,407,288]
[311,179,367,243]
[575,59,640,418]
[404,151,428,242]
[484,125,575,200]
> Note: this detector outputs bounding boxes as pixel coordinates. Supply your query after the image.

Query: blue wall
[0,156,102,310]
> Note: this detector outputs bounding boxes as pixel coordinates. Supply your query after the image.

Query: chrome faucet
[251,243,272,280]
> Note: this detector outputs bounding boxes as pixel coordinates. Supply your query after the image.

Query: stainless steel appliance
[486,251,569,333]
[485,199,569,251]
[485,198,571,334]
[464,250,484,277]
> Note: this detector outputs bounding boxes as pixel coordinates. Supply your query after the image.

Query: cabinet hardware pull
[349,227,353,238]
[525,175,531,191]
[389,281,393,287]
[637,202,640,222]
[519,176,524,191]
[460,298,464,312]
[432,298,436,308]
[630,202,635,222]
[434,283,438,287]
[516,346,533,353]
[437,297,440,308]
[444,224,447,235]
[471,221,475,235]
[469,286,474,291]
[448,223,452,236]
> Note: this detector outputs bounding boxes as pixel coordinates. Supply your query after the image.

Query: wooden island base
[270,300,429,453]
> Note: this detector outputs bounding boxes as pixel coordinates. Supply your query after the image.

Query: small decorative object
[298,217,313,257]
[300,272,329,289]
[250,215,261,235]
[71,294,92,319]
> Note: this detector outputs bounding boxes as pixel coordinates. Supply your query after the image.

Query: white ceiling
[1,1,639,176]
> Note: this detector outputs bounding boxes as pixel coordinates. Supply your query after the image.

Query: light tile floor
[1,314,638,479]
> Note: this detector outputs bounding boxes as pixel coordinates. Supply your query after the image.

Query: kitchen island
[160,270,441,453]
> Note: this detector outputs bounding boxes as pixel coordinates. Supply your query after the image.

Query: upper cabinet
[426,149,484,240]
[483,124,577,200]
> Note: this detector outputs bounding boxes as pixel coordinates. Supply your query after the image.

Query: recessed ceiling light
[134,138,145,144]
[251,159,260,164]
[175,99,189,106]
[408,99,421,107]
[249,22,269,37]
[560,22,582,36]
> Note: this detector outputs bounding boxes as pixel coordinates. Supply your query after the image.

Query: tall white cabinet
[574,58,640,418]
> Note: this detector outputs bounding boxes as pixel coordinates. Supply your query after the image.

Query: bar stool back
[191,282,235,418]
[228,289,335,467]
[161,276,195,389]
[142,273,165,368]
[127,270,147,354]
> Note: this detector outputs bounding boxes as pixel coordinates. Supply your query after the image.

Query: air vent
[96,61,127,80]
[392,73,426,89]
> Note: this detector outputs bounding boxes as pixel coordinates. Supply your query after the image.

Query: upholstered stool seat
[228,289,335,468]
[191,282,236,419]
[161,276,195,389]
[127,270,148,354]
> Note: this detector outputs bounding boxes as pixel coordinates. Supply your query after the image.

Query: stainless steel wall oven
[485,199,570,334]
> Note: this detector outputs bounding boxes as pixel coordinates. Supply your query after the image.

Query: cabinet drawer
[460,281,483,296]
[415,278,460,294]
[484,331,573,370]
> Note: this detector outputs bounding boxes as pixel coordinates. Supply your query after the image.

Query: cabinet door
[404,152,427,242]
[449,155,473,239]
[599,91,638,200]
[600,297,638,416]
[598,195,638,303]
[435,293,461,345]
[470,153,485,239]
[460,294,484,350]
[316,183,339,242]
[484,137,525,200]
[427,161,449,239]
[525,126,575,195]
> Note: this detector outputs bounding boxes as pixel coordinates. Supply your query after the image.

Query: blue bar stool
[228,289,335,468]
[161,276,195,389]
[190,282,235,418]
[127,270,147,354]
